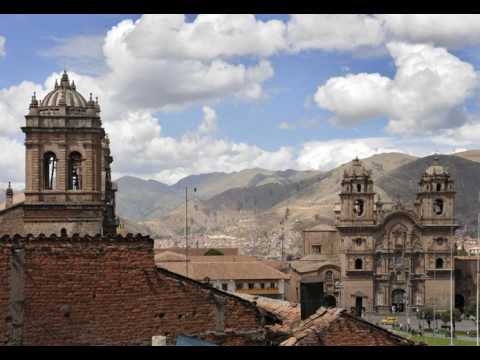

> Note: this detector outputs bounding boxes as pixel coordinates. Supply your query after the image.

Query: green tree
[417,307,434,329]
[439,309,462,336]
[464,303,477,325]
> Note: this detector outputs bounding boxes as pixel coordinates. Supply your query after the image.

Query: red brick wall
[0,236,267,345]
[0,245,10,344]
[321,316,406,346]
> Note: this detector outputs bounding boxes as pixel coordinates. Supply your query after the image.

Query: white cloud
[314,42,478,134]
[295,134,470,172]
[103,110,296,184]
[296,138,399,170]
[0,81,45,136]
[124,14,286,60]
[0,137,24,184]
[0,36,5,57]
[314,72,391,126]
[285,15,480,53]
[198,106,217,134]
[101,18,274,110]
[286,14,385,52]
[380,14,480,48]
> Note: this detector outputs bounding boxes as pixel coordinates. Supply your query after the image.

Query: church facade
[292,157,458,316]
[337,158,457,315]
[0,71,117,236]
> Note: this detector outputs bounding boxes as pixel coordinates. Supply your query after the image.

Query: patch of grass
[393,330,477,346]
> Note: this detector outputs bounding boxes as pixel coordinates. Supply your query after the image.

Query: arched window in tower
[353,199,364,216]
[68,152,82,190]
[433,199,444,215]
[355,258,363,270]
[353,238,363,247]
[436,183,441,192]
[357,183,362,192]
[436,258,444,269]
[43,152,57,190]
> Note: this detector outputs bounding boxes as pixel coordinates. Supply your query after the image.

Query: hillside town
[1,14,480,348]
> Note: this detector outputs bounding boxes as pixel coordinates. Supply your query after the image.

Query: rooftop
[280,307,414,346]
[156,259,290,281]
[154,247,239,256]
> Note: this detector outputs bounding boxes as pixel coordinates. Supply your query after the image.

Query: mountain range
[112,150,480,257]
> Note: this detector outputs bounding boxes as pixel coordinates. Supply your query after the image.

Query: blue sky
[1,14,480,185]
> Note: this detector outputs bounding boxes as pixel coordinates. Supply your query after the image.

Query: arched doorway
[392,288,406,312]
[455,294,465,313]
[324,295,337,308]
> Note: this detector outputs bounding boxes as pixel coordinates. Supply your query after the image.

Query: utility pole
[477,212,479,346]
[405,236,410,333]
[185,187,188,277]
[433,267,436,336]
[450,224,454,346]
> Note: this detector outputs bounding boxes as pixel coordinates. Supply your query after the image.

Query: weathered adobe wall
[0,235,269,346]
[321,316,406,346]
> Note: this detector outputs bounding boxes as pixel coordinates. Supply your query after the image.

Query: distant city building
[0,71,117,236]
[155,249,289,300]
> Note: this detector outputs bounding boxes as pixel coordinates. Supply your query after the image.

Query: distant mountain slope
[115,176,183,221]
[454,149,480,163]
[197,152,415,226]
[115,168,322,220]
[172,168,321,199]
[377,154,480,231]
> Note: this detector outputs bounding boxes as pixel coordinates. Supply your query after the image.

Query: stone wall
[303,230,339,256]
[23,220,102,237]
[0,205,24,236]
[0,234,272,345]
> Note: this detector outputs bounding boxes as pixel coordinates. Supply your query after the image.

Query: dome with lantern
[343,157,372,179]
[424,156,449,177]
[29,71,100,116]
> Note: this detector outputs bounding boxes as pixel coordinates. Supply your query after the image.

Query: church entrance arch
[392,288,406,313]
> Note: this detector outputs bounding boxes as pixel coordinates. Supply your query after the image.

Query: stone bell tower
[21,71,117,236]
[338,158,376,226]
[416,156,455,225]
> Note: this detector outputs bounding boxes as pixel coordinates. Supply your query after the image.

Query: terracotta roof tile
[156,260,290,280]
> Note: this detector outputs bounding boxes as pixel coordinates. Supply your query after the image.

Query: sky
[1,14,480,187]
